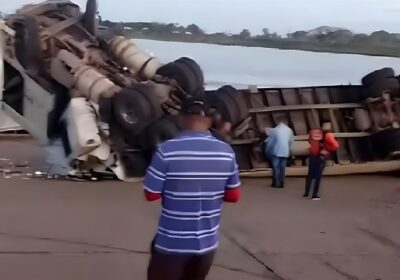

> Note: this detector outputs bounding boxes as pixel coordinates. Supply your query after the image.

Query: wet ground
[0,137,399,280]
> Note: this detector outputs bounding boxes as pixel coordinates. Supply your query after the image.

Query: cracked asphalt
[0,137,399,280]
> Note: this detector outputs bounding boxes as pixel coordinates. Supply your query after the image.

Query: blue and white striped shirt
[143,131,240,254]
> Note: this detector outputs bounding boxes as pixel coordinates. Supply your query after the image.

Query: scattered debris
[14,161,30,168]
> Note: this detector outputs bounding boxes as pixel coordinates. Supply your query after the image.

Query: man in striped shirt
[144,97,241,280]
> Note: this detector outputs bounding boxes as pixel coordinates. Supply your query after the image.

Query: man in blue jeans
[264,122,294,188]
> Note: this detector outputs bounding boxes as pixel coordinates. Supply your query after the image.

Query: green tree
[240,29,251,39]
[187,24,204,35]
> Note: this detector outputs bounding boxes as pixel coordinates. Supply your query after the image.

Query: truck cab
[0,2,208,181]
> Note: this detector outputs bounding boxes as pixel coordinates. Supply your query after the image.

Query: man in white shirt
[264,122,294,188]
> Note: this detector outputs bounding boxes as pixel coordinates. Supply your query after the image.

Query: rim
[121,110,139,125]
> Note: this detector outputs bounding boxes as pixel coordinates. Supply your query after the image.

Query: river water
[135,39,400,90]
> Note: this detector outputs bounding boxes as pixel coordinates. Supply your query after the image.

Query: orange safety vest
[323,132,340,153]
[308,129,339,156]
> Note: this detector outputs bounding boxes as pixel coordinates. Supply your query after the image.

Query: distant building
[305,26,353,37]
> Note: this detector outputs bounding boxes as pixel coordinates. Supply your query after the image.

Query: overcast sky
[3,0,400,35]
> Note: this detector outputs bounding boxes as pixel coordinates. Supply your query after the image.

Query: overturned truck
[1,0,400,181]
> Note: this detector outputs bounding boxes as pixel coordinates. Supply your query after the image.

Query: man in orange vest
[304,123,339,200]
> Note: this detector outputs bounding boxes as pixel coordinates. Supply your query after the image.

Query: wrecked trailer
[233,82,400,176]
[1,0,400,181]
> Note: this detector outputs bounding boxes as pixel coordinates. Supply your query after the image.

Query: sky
[3,0,400,35]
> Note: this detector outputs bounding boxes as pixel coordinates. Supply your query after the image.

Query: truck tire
[134,84,163,118]
[120,152,147,177]
[363,78,400,99]
[204,90,240,127]
[156,61,201,98]
[113,87,156,134]
[12,15,44,78]
[218,85,249,123]
[361,68,395,86]
[218,91,242,125]
[371,128,400,158]
[144,115,182,150]
[176,57,204,89]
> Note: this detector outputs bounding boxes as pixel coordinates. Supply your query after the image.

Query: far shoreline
[100,20,400,59]
[132,36,400,59]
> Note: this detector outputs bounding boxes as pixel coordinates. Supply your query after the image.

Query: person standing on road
[143,97,241,280]
[304,123,339,200]
[264,122,294,188]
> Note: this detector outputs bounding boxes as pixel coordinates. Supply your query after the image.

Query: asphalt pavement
[0,137,399,280]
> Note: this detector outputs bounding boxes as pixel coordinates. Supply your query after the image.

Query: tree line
[99,19,400,57]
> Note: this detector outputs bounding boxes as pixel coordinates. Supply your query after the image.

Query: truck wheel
[362,68,395,86]
[12,15,44,77]
[371,128,400,158]
[144,115,182,150]
[363,78,400,99]
[120,152,147,177]
[204,90,240,127]
[218,85,249,123]
[156,61,201,98]
[113,87,158,134]
[134,84,163,118]
[176,57,204,89]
